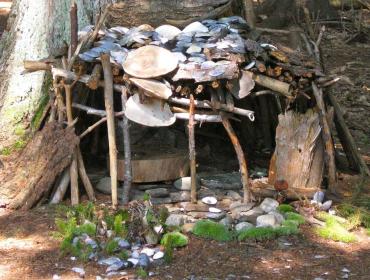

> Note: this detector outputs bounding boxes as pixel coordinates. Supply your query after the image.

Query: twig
[70,1,78,56]
[76,148,96,201]
[101,53,118,208]
[121,86,132,205]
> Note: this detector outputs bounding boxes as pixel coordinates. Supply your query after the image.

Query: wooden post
[76,148,96,201]
[221,113,252,202]
[50,169,70,204]
[243,0,256,28]
[65,84,79,205]
[189,94,197,203]
[101,53,118,208]
[312,82,337,192]
[121,86,132,205]
[69,1,78,56]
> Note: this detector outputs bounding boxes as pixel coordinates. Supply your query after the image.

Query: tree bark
[0,0,115,151]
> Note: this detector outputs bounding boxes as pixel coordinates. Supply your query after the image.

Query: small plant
[285,212,305,225]
[315,216,356,243]
[277,204,295,213]
[192,220,232,242]
[161,231,188,262]
[136,267,148,278]
[104,239,119,254]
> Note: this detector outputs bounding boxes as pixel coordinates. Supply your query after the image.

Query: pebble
[114,238,131,249]
[145,188,169,198]
[206,212,226,220]
[201,196,217,205]
[98,257,122,266]
[259,198,279,213]
[141,247,155,257]
[138,253,150,268]
[127,258,139,267]
[268,210,285,224]
[320,200,332,211]
[209,207,222,213]
[235,222,254,232]
[313,190,325,203]
[106,260,128,273]
[153,251,164,260]
[165,214,185,227]
[71,267,85,278]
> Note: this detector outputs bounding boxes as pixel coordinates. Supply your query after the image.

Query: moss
[285,212,305,225]
[136,267,148,278]
[315,216,356,243]
[192,220,233,242]
[238,227,277,241]
[31,73,52,131]
[161,232,188,248]
[277,204,295,213]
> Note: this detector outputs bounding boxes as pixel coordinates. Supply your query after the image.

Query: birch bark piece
[129,78,172,100]
[123,45,179,78]
[125,94,176,127]
[229,70,255,99]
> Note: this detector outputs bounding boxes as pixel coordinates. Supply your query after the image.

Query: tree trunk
[0,0,116,151]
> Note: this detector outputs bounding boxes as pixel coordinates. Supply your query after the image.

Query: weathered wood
[189,94,197,204]
[327,92,370,176]
[269,109,324,191]
[250,72,293,98]
[101,53,118,208]
[64,84,79,205]
[175,113,222,122]
[49,169,70,204]
[0,123,79,209]
[312,82,337,192]
[76,148,96,201]
[221,113,251,202]
[121,87,132,205]
[70,1,78,56]
[87,64,102,90]
[243,0,256,28]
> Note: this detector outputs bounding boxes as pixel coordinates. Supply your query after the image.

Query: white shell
[209,207,222,213]
[201,196,217,205]
[182,21,209,33]
[153,251,164,260]
[155,25,181,41]
[125,94,176,127]
[130,78,172,100]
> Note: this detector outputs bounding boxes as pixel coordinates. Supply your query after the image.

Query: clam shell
[129,78,172,100]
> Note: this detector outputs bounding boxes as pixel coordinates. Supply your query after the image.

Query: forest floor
[0,4,370,280]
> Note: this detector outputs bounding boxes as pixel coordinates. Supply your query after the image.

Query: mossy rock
[161,232,188,248]
[277,204,295,213]
[192,220,233,242]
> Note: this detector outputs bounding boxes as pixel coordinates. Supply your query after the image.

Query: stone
[235,222,254,232]
[141,248,155,257]
[201,196,217,205]
[174,177,199,191]
[209,207,222,213]
[187,211,208,219]
[181,202,209,212]
[320,200,332,211]
[127,258,139,267]
[71,267,85,278]
[182,223,195,233]
[145,188,169,198]
[238,207,265,223]
[95,177,112,194]
[206,212,226,220]
[200,172,242,190]
[219,215,233,229]
[259,198,279,213]
[144,229,159,245]
[165,214,185,227]
[114,238,131,249]
[138,253,150,268]
[150,197,172,205]
[170,191,190,202]
[230,202,255,219]
[268,210,285,224]
[313,190,325,203]
[98,257,122,266]
[138,184,169,191]
[256,214,279,228]
[226,190,242,201]
[153,251,164,260]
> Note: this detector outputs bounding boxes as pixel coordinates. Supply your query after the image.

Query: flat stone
[138,184,170,191]
[256,214,279,228]
[238,207,264,223]
[259,198,279,213]
[206,212,226,220]
[165,214,185,227]
[138,253,150,268]
[209,207,222,213]
[268,210,285,224]
[173,177,200,191]
[180,202,209,212]
[170,191,191,202]
[187,211,208,219]
[153,251,164,260]
[230,202,255,219]
[141,248,155,257]
[235,222,254,232]
[226,190,242,201]
[200,172,242,190]
[95,177,113,194]
[145,188,169,198]
[150,197,172,205]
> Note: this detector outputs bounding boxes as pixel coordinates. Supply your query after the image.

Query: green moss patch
[192,220,233,242]
[161,232,188,248]
[277,204,295,213]
[285,212,305,225]
[315,216,356,243]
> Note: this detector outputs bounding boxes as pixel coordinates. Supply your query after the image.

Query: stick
[49,169,70,204]
[87,64,102,90]
[327,92,370,176]
[175,113,222,122]
[169,97,255,121]
[64,84,79,205]
[76,148,96,201]
[23,61,52,72]
[101,53,118,208]
[312,82,337,193]
[221,113,252,202]
[70,1,78,56]
[121,87,132,205]
[189,94,197,204]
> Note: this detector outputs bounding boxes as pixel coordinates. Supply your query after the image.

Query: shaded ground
[0,202,369,280]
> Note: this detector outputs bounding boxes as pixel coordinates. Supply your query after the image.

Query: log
[221,113,251,202]
[269,109,324,191]
[64,84,79,205]
[0,123,79,209]
[189,94,197,204]
[101,53,118,208]
[249,72,293,98]
[121,86,132,205]
[243,0,256,28]
[327,92,370,176]
[86,64,102,90]
[312,82,337,192]
[76,148,96,201]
